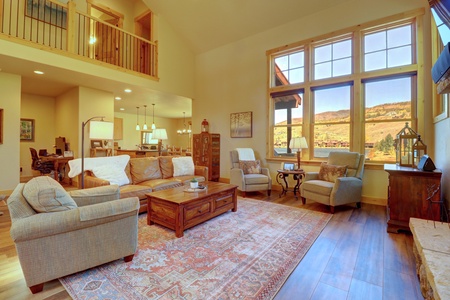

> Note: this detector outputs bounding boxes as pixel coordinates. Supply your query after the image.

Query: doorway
[134,10,153,75]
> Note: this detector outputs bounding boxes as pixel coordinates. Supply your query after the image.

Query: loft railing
[0,0,158,78]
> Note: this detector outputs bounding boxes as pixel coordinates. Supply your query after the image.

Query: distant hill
[275,101,411,161]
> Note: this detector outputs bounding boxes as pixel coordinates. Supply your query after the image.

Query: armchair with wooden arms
[300,151,365,213]
[230,148,272,197]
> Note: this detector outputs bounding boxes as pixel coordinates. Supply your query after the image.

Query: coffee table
[146,182,238,237]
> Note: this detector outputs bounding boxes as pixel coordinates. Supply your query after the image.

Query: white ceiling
[2,0,351,118]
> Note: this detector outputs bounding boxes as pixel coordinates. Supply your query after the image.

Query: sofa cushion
[138,178,183,191]
[239,160,261,174]
[130,157,162,184]
[173,157,195,177]
[23,176,77,213]
[318,162,348,183]
[119,184,153,200]
[92,165,129,186]
[159,156,174,179]
[244,173,270,185]
[174,175,206,185]
[302,180,334,196]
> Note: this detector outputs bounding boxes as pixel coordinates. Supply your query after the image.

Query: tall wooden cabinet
[384,164,442,233]
[193,133,220,181]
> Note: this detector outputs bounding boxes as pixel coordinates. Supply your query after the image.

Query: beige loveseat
[82,156,208,213]
[7,176,139,294]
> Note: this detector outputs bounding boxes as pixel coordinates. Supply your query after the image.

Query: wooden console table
[384,164,442,233]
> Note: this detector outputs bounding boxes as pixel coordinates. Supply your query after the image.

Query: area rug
[59,198,331,300]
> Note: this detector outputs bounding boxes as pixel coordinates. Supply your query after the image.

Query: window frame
[266,9,424,164]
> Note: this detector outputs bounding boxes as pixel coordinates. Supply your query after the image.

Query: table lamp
[289,137,308,170]
[152,128,168,156]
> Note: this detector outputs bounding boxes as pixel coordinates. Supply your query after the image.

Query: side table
[276,169,305,199]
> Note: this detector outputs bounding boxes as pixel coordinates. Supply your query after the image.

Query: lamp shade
[152,128,168,140]
[89,121,114,140]
[289,137,308,150]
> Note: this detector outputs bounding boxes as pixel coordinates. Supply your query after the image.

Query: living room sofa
[7,176,139,294]
[82,156,208,213]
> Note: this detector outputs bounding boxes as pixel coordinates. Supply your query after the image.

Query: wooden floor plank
[0,187,423,300]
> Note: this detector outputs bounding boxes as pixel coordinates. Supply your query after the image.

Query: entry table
[276,169,305,199]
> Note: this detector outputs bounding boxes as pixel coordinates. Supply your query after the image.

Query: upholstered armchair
[230,148,272,197]
[300,151,365,213]
[7,176,140,294]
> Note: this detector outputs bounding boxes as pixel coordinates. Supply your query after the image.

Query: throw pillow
[173,157,195,177]
[130,157,162,184]
[23,176,77,213]
[318,162,348,183]
[239,160,262,174]
[92,165,130,186]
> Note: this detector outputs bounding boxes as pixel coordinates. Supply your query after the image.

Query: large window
[314,38,352,80]
[268,11,422,163]
[313,85,351,158]
[364,77,413,161]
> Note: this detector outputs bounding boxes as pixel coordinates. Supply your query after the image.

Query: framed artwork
[20,119,35,142]
[91,139,102,148]
[281,162,295,171]
[230,111,252,138]
[26,0,68,29]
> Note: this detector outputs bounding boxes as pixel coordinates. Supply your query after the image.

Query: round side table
[276,169,305,199]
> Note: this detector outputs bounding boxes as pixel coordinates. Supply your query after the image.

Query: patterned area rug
[60,199,331,299]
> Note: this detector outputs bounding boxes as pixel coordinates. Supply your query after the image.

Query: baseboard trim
[362,196,386,206]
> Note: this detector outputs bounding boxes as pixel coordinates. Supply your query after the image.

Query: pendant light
[135,106,140,130]
[143,105,148,130]
[151,103,156,130]
[177,112,192,135]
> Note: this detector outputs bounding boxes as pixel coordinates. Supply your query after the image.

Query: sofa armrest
[330,177,363,206]
[10,197,139,242]
[82,173,111,189]
[304,172,319,181]
[230,168,245,190]
[69,185,120,207]
[261,167,271,179]
[195,165,209,181]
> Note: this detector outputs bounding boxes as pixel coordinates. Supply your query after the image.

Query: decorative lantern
[395,122,417,167]
[412,135,427,168]
[201,119,209,133]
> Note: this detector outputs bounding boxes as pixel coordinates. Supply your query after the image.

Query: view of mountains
[275,101,411,161]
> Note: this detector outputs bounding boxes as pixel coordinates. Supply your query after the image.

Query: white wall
[0,73,21,192]
[194,0,430,203]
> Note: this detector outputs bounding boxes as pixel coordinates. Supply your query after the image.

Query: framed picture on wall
[20,119,35,142]
[230,111,252,138]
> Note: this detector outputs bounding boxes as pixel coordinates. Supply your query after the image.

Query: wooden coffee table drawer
[215,192,234,209]
[185,200,212,223]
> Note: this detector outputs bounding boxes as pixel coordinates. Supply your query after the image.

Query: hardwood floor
[0,188,423,300]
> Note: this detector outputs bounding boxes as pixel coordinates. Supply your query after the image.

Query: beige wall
[20,94,56,177]
[0,73,21,192]
[194,0,431,204]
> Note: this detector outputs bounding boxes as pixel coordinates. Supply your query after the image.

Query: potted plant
[190,177,198,189]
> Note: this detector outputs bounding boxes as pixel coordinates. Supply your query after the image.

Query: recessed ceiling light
[124,88,132,93]
[115,96,122,100]
[120,108,125,111]
[34,70,44,75]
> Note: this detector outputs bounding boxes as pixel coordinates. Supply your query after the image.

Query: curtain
[429,0,450,26]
